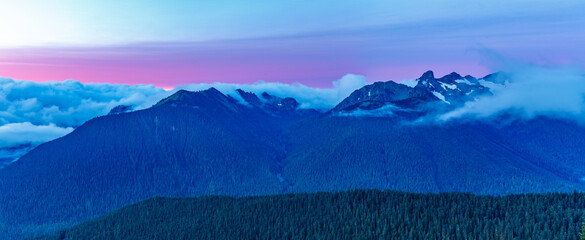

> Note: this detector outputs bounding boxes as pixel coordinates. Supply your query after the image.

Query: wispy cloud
[0,77,166,152]
[0,122,73,148]
[2,4,583,88]
[0,74,368,151]
[440,64,585,122]
[0,78,165,127]
[178,74,369,110]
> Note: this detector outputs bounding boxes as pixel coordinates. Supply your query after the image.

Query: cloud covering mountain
[440,65,585,123]
[177,74,368,110]
[0,77,166,152]
[3,63,584,158]
[0,78,165,126]
[0,122,73,148]
[0,74,369,153]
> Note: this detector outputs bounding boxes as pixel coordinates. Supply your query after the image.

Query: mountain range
[1,71,585,239]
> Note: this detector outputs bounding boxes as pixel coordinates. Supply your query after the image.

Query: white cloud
[0,74,368,153]
[440,65,585,122]
[333,104,398,118]
[178,74,369,110]
[399,79,418,88]
[0,77,167,154]
[0,78,166,127]
[0,122,73,148]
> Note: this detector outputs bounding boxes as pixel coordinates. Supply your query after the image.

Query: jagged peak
[420,70,435,80]
[331,80,438,112]
[203,87,223,95]
[236,89,262,106]
[447,72,462,78]
[436,72,462,84]
[235,89,251,95]
[154,87,230,107]
[279,97,300,109]
[418,71,466,83]
[259,92,301,111]
[171,88,223,98]
[261,92,274,100]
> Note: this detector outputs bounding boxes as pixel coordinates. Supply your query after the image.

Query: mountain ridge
[2,71,585,239]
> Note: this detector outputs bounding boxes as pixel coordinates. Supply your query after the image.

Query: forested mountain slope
[2,72,585,239]
[0,88,315,239]
[38,190,585,240]
[283,116,585,194]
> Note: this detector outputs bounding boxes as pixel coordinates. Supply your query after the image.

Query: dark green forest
[38,190,585,240]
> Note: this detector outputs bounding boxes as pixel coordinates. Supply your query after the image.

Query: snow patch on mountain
[455,79,474,85]
[432,91,450,104]
[440,65,585,122]
[440,82,458,90]
[178,74,368,111]
[400,79,418,88]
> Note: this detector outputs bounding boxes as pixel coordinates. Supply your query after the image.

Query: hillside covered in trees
[37,190,585,240]
[4,87,585,239]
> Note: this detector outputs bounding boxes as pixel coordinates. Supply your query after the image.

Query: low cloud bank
[177,74,368,110]
[0,122,73,148]
[440,65,585,122]
[0,74,368,153]
[2,65,584,157]
[0,77,166,154]
[0,78,165,127]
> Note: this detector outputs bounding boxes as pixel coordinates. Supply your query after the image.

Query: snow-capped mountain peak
[415,71,491,105]
[331,71,507,118]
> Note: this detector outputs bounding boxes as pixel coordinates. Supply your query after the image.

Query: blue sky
[0,0,584,87]
[0,0,584,157]
[1,0,583,47]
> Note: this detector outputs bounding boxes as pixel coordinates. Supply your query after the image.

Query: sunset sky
[0,0,584,88]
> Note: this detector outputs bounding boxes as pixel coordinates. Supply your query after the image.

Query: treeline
[38,190,585,240]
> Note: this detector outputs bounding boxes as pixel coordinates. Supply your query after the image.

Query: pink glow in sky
[0,32,496,89]
[0,49,491,89]
[1,1,583,88]
[0,44,365,89]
